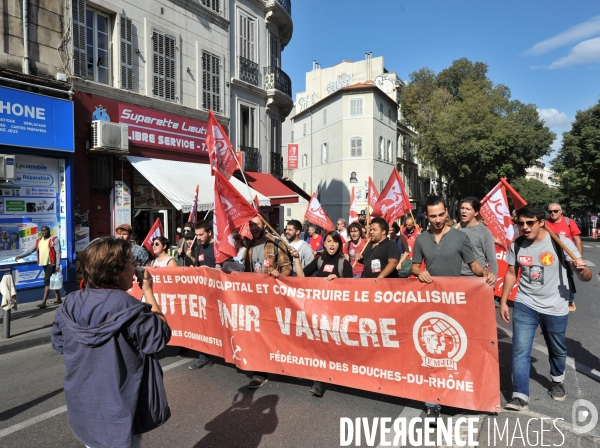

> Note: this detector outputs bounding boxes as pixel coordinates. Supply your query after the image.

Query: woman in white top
[151,236,177,267]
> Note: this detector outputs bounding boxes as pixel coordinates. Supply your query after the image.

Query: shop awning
[236,172,299,205]
[281,177,311,201]
[126,156,270,212]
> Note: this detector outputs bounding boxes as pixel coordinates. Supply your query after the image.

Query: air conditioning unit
[91,121,129,153]
[0,155,15,182]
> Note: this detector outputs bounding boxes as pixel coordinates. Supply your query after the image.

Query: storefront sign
[119,104,209,155]
[0,86,74,152]
[287,143,298,169]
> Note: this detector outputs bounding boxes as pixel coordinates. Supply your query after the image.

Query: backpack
[513,235,576,294]
[317,257,347,277]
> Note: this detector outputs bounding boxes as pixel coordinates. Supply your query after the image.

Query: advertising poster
[133,184,172,207]
[114,181,132,230]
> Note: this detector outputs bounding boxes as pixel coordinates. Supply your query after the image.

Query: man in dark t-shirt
[357,217,401,278]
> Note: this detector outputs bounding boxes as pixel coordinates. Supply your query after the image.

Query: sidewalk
[0,301,61,355]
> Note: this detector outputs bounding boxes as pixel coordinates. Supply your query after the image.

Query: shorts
[43,264,56,287]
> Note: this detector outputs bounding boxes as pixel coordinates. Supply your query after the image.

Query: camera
[135,267,146,284]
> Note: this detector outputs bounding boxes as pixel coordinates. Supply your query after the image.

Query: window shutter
[152,30,165,99]
[165,35,176,101]
[72,0,86,77]
[351,138,356,157]
[120,16,133,90]
[202,51,220,111]
[357,138,362,156]
[249,20,255,63]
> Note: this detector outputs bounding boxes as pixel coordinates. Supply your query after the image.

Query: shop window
[202,51,221,112]
[152,30,176,101]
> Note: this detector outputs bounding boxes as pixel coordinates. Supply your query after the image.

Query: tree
[510,177,563,207]
[551,98,600,212]
[402,58,555,199]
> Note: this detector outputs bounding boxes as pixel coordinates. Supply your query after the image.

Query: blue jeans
[198,353,211,363]
[569,290,575,305]
[511,302,568,401]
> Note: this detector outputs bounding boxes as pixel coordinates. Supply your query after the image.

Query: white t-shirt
[507,233,579,316]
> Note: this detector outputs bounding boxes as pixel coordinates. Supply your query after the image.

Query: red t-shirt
[343,239,367,277]
[545,217,581,242]
[307,234,323,253]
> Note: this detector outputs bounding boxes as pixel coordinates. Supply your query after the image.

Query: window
[239,13,256,62]
[202,51,220,111]
[302,154,307,167]
[350,98,363,116]
[378,136,384,160]
[239,104,256,147]
[291,130,294,143]
[380,180,384,192]
[387,107,392,124]
[269,33,280,68]
[350,137,362,157]
[120,17,133,90]
[387,139,393,163]
[287,208,291,217]
[322,108,327,126]
[152,30,176,101]
[321,143,329,164]
[303,182,307,191]
[85,9,110,84]
[72,0,87,77]
[201,0,220,14]
[378,101,383,120]
[303,123,307,136]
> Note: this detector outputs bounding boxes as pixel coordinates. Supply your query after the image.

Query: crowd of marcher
[43,194,592,447]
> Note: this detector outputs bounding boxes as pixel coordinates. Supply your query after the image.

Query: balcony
[264,66,294,119]
[270,151,283,178]
[265,0,293,48]
[240,146,261,172]
[238,57,259,86]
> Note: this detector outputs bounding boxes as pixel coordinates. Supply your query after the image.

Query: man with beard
[356,217,400,278]
[243,215,292,388]
[284,219,314,275]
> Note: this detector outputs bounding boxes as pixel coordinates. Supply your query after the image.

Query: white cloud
[537,108,573,129]
[526,16,600,56]
[548,37,600,68]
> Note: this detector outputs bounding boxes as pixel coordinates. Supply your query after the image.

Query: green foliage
[551,98,600,212]
[402,58,555,198]
[510,177,563,207]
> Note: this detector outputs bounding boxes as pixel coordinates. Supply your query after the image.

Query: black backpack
[513,235,576,293]
[317,257,347,277]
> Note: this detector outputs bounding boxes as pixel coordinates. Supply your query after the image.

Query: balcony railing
[238,56,259,86]
[275,0,291,15]
[263,66,292,98]
[270,151,283,178]
[240,146,260,172]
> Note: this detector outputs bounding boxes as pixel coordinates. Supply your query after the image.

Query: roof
[235,172,299,205]
[126,156,270,212]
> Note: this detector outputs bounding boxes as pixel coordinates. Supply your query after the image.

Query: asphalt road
[0,240,599,447]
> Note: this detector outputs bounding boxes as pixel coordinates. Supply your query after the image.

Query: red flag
[214,171,260,230]
[304,194,334,232]
[480,181,528,249]
[371,169,412,222]
[253,195,261,211]
[239,221,253,240]
[188,184,199,224]
[213,190,238,263]
[143,218,164,255]
[206,110,238,180]
[367,177,380,208]
[501,178,527,210]
[348,187,358,224]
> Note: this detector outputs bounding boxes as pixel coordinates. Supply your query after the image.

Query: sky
[282,0,600,163]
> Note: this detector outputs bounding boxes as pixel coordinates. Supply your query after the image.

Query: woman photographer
[51,237,171,448]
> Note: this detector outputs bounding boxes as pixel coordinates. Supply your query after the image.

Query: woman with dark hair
[151,236,177,267]
[51,237,171,448]
[458,197,498,284]
[292,230,353,397]
[343,222,367,278]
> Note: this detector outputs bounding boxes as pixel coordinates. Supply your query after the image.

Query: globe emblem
[413,312,468,370]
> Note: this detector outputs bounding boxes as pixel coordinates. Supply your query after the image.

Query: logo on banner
[539,252,555,266]
[231,336,247,365]
[413,312,467,371]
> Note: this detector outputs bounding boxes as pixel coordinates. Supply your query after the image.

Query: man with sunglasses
[500,205,591,411]
[544,203,582,311]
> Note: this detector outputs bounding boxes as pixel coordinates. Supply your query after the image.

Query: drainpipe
[22,0,30,74]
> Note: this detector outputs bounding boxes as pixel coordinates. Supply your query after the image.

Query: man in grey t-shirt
[284,219,314,275]
[411,195,495,420]
[500,205,591,411]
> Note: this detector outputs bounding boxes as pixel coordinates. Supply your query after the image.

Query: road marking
[583,245,592,248]
[596,275,600,282]
[0,406,67,438]
[376,402,422,447]
[498,324,600,382]
[0,358,193,439]
[596,245,600,248]
[584,260,596,266]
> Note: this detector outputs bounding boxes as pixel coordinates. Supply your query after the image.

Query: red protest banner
[132,270,501,412]
[206,110,238,179]
[304,194,334,232]
[371,169,412,223]
[368,177,379,208]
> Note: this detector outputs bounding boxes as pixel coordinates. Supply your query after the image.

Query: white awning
[126,156,270,212]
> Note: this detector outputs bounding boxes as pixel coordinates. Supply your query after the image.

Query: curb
[0,333,52,355]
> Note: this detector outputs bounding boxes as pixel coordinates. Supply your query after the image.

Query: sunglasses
[517,220,539,227]
[548,209,560,213]
[152,242,162,246]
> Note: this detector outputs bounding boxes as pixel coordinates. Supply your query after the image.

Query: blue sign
[0,86,74,152]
